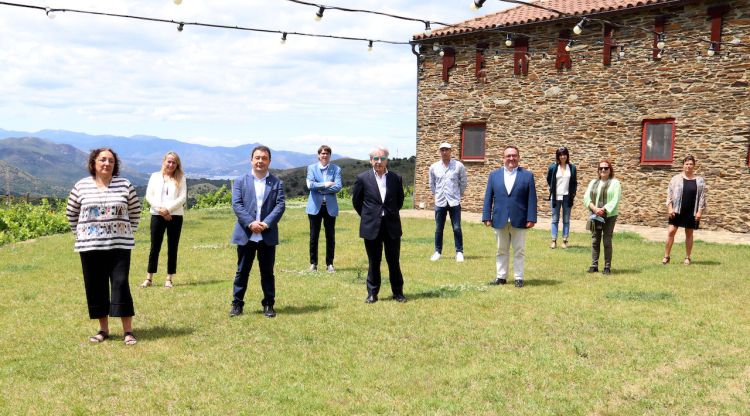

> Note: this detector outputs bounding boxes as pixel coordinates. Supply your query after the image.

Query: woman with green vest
[583,160,621,275]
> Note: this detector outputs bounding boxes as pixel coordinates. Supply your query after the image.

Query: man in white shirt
[429,142,468,262]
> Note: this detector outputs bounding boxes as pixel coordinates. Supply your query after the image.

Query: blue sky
[0,0,511,159]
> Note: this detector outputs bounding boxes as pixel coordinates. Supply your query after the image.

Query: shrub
[192,185,232,209]
[0,199,69,245]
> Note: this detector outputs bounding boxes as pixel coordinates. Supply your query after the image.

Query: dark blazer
[482,167,538,229]
[231,172,286,246]
[352,169,404,240]
[546,163,577,208]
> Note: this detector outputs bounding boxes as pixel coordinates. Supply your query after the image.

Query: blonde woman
[141,152,187,288]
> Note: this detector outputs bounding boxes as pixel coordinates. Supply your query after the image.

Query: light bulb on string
[315,6,325,21]
[656,49,664,59]
[618,46,625,58]
[424,22,432,36]
[439,49,445,57]
[177,23,184,32]
[573,18,587,35]
[432,43,440,52]
[173,0,182,4]
[470,0,486,11]
[707,43,716,57]
[656,33,666,50]
[45,7,56,19]
[368,40,373,52]
[565,40,575,52]
[280,32,287,44]
[505,34,513,47]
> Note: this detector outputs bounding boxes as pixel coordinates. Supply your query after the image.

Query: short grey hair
[369,145,389,159]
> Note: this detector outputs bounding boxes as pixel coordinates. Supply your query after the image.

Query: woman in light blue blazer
[305,145,343,272]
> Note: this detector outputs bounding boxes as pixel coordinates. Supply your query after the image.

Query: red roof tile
[415,0,688,40]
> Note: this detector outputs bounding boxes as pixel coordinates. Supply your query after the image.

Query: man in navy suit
[352,146,407,304]
[229,145,286,317]
[482,145,537,288]
[305,145,342,273]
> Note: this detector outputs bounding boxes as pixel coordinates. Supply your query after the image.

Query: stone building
[412,0,750,232]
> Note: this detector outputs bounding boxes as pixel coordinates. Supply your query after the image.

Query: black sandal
[123,332,137,346]
[89,330,109,343]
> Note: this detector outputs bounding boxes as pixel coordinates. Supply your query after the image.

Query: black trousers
[80,249,134,319]
[147,214,183,274]
[364,224,404,297]
[232,241,276,307]
[308,209,336,266]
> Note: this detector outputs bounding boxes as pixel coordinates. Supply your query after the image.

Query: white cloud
[0,0,512,158]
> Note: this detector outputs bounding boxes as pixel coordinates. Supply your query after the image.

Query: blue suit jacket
[305,163,342,216]
[231,172,286,246]
[482,167,538,229]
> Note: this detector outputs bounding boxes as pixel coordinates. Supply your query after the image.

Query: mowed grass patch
[1,207,749,415]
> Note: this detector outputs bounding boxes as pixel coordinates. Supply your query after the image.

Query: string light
[656,49,664,59]
[280,32,287,44]
[368,40,373,52]
[424,21,432,36]
[707,42,716,56]
[656,33,666,50]
[573,18,587,35]
[173,0,182,5]
[315,6,325,21]
[177,22,184,32]
[505,34,513,47]
[471,0,487,11]
[45,7,55,19]
[565,39,575,52]
[439,48,445,57]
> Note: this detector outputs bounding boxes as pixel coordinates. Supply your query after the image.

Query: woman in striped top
[66,148,141,345]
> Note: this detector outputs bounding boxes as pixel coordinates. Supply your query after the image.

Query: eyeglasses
[371,156,387,161]
[598,166,610,171]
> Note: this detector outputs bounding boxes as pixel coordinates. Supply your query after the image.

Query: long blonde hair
[161,151,184,189]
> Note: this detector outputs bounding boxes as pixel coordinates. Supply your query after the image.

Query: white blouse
[145,172,187,216]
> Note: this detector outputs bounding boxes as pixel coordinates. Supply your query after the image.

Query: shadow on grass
[256,304,332,315]
[178,279,227,287]
[136,325,195,341]
[688,259,721,266]
[524,279,563,286]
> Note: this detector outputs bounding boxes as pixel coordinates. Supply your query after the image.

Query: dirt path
[397,209,750,246]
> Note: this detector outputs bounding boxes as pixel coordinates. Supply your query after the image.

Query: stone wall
[414,0,750,232]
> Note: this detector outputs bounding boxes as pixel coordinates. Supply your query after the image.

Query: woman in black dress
[663,155,707,265]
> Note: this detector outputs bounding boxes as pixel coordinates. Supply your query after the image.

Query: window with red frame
[461,124,486,160]
[641,119,675,164]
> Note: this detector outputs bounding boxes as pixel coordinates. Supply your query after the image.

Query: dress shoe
[326,264,335,273]
[393,294,407,303]
[587,266,598,273]
[490,278,507,285]
[514,279,524,288]
[455,252,464,262]
[365,295,378,304]
[263,305,276,318]
[229,304,243,317]
[602,266,611,275]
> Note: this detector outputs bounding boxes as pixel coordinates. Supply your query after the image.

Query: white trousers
[494,222,527,280]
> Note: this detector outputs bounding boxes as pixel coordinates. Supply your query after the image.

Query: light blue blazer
[305,163,342,216]
[482,167,538,229]
[231,173,285,246]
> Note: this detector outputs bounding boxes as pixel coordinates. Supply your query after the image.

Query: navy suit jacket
[231,172,286,246]
[352,170,404,240]
[482,167,538,229]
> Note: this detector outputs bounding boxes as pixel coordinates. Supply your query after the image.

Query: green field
[1,206,748,415]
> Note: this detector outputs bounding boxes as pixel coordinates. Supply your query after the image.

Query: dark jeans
[308,209,336,266]
[80,249,134,319]
[434,204,463,254]
[591,215,617,267]
[232,241,276,307]
[147,214,183,274]
[364,224,404,297]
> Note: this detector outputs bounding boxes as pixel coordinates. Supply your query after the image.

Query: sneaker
[326,264,335,273]
[430,252,441,261]
[550,240,557,249]
[562,239,568,249]
[587,266,598,273]
[514,279,524,288]
[309,264,317,272]
[455,252,464,262]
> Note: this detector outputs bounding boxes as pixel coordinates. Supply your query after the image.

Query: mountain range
[0,128,347,177]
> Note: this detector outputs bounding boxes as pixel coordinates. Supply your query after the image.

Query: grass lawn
[1,205,749,415]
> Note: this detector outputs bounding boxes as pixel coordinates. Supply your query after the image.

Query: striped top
[66,176,141,252]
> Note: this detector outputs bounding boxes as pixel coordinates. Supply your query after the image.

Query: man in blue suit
[352,146,406,304]
[305,145,342,273]
[482,145,537,288]
[229,145,286,317]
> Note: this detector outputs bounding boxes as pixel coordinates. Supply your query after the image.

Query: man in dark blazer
[352,146,406,304]
[482,145,537,288]
[229,145,286,318]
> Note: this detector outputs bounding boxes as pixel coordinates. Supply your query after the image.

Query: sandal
[684,257,691,265]
[139,278,152,288]
[89,330,109,343]
[124,332,137,346]
[662,256,670,265]
[164,277,173,288]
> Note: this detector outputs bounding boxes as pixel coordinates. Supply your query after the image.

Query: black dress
[668,179,698,229]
